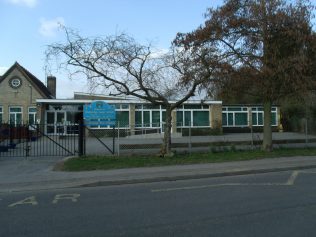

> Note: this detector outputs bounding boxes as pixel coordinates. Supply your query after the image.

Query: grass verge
[60,147,316,172]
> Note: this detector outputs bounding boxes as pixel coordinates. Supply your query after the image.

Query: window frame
[28,107,37,125]
[176,104,210,128]
[135,104,164,128]
[9,106,23,126]
[222,107,249,127]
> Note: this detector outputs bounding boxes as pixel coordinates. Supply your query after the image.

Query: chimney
[47,76,56,98]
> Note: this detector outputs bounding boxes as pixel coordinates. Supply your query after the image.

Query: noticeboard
[83,101,116,127]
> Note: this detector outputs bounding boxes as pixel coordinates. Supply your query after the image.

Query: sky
[0,0,223,98]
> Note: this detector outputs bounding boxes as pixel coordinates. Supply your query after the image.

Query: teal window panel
[228,113,234,126]
[116,111,129,127]
[177,111,183,126]
[193,111,209,126]
[121,104,129,109]
[271,112,277,126]
[252,113,257,125]
[228,107,242,111]
[183,104,201,109]
[143,104,160,109]
[28,114,36,125]
[10,107,22,112]
[135,111,142,127]
[222,113,227,126]
[29,108,37,113]
[162,111,166,122]
[152,111,160,127]
[143,111,150,127]
[184,111,191,126]
[235,113,248,126]
[258,113,263,125]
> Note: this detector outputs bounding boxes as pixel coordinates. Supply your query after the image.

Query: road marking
[286,171,299,185]
[52,194,80,204]
[152,171,304,193]
[151,182,288,192]
[8,196,38,207]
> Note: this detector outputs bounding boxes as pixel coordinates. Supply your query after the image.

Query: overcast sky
[0,0,225,98]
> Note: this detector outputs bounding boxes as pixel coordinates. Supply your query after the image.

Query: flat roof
[36,99,222,105]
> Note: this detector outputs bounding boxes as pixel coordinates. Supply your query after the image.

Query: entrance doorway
[45,105,83,135]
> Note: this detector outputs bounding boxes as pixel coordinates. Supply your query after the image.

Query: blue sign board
[83,101,116,127]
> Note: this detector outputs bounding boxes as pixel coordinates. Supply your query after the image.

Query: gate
[84,126,116,156]
[0,123,79,157]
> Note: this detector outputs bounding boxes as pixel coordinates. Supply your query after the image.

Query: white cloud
[7,0,37,8]
[0,66,8,76]
[39,17,65,37]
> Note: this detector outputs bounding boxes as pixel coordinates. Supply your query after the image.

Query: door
[46,111,66,134]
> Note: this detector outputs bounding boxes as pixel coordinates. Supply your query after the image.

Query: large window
[252,107,277,126]
[28,107,37,125]
[222,107,249,127]
[135,104,163,128]
[9,107,22,126]
[176,104,210,127]
[110,104,130,128]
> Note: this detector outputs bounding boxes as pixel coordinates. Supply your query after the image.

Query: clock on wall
[9,77,22,89]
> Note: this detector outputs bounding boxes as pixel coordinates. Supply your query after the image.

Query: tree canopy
[175,0,316,151]
[46,28,215,155]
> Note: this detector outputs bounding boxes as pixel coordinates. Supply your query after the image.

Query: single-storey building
[0,63,281,136]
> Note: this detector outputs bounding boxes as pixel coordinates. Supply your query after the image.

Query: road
[1,169,316,237]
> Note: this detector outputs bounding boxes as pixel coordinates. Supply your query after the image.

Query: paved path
[1,155,316,193]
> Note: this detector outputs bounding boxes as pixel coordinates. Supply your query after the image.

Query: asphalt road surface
[1,169,316,237]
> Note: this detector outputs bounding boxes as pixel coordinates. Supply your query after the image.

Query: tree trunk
[161,106,172,156]
[262,100,272,151]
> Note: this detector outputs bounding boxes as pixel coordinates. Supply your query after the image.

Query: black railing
[0,123,79,157]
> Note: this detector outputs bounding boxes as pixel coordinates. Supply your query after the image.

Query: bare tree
[46,28,213,156]
[175,0,316,151]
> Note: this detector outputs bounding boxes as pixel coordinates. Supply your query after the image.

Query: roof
[0,62,53,98]
[37,98,222,105]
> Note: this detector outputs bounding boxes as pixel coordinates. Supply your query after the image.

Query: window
[112,104,130,128]
[116,111,129,127]
[0,106,2,123]
[251,107,277,126]
[177,109,210,127]
[193,111,209,126]
[28,107,37,125]
[135,105,165,128]
[222,107,249,127]
[152,111,160,127]
[9,107,22,125]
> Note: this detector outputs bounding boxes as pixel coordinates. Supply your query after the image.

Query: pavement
[2,155,316,193]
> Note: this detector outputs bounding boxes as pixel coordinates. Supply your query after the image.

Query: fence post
[78,120,84,156]
[112,126,115,154]
[189,122,192,154]
[117,121,120,157]
[250,124,254,150]
[305,117,308,145]
[25,124,30,158]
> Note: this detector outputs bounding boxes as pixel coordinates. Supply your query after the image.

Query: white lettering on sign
[52,194,80,204]
[8,196,38,207]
